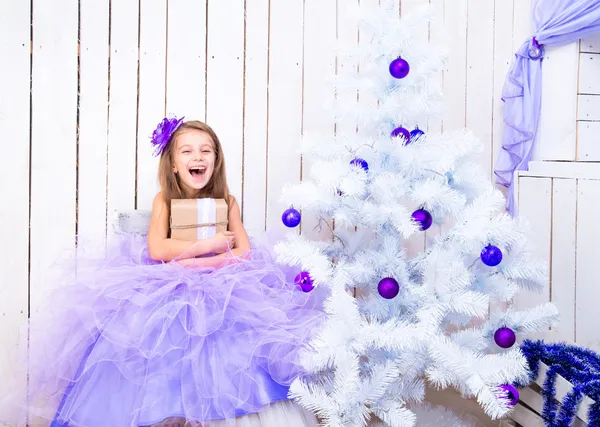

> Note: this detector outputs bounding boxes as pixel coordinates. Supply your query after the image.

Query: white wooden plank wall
[0,0,538,393]
[578,32,600,161]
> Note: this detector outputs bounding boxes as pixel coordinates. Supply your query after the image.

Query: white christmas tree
[274,3,559,427]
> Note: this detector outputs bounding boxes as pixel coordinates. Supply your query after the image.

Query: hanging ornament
[494,327,516,349]
[411,209,432,231]
[528,37,543,60]
[499,384,519,407]
[282,207,301,228]
[391,126,410,142]
[409,127,425,141]
[294,271,314,292]
[350,158,369,172]
[480,245,503,267]
[389,57,410,79]
[378,277,399,299]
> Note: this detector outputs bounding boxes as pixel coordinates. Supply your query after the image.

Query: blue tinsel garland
[517,339,600,426]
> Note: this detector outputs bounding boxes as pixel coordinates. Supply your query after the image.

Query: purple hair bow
[151,116,185,157]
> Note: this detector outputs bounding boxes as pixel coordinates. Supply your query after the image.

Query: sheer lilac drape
[494,0,600,215]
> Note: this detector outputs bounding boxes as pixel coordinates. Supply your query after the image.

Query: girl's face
[172,130,216,197]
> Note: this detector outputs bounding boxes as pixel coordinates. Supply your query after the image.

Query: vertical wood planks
[29,0,78,310]
[265,0,304,231]
[301,0,336,240]
[515,177,552,313]
[166,0,206,120]
[465,0,494,179]
[206,2,245,207]
[550,178,576,342]
[137,0,167,210]
[575,179,600,351]
[242,0,269,234]
[78,2,110,244]
[107,1,139,218]
[0,0,31,392]
[491,0,514,184]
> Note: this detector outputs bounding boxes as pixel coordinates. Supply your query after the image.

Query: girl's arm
[177,197,251,267]
[147,192,229,262]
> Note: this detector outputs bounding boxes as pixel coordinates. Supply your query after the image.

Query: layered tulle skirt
[0,234,325,427]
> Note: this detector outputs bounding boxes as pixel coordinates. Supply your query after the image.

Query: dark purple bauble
[409,128,425,141]
[378,277,400,299]
[494,327,516,349]
[412,209,432,231]
[295,271,314,292]
[391,126,410,142]
[499,384,519,407]
[389,57,410,79]
[350,158,369,172]
[481,245,503,267]
[282,208,301,228]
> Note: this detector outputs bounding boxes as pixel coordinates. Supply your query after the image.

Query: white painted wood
[466,0,494,179]
[550,178,576,342]
[441,0,467,131]
[509,403,545,427]
[78,1,109,245]
[575,179,600,353]
[523,160,600,179]
[265,0,304,231]
[518,387,544,419]
[512,0,532,53]
[514,177,552,312]
[0,0,31,401]
[578,53,600,94]
[165,0,206,121]
[577,122,600,161]
[241,0,269,234]
[427,0,444,135]
[136,0,166,211]
[301,0,336,241]
[535,43,579,162]
[492,0,515,184]
[580,32,600,54]
[206,2,245,207]
[107,1,139,217]
[577,94,600,121]
[29,0,78,311]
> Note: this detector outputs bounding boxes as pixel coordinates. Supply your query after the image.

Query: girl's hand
[210,231,235,254]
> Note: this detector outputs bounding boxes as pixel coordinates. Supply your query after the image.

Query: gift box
[170,198,228,241]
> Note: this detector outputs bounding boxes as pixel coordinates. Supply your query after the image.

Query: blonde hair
[157,120,231,217]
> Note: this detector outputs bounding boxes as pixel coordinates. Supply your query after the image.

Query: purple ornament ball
[295,271,314,292]
[378,277,399,299]
[389,57,410,79]
[282,208,301,228]
[494,327,516,349]
[409,128,425,141]
[350,158,369,172]
[412,209,432,231]
[499,384,519,407]
[391,126,410,142]
[481,245,503,267]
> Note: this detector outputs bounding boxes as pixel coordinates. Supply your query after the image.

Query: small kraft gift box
[170,198,229,240]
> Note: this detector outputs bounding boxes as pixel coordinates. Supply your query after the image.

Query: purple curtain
[494,0,600,215]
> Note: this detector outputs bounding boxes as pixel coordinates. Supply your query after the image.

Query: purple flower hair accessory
[150,116,185,157]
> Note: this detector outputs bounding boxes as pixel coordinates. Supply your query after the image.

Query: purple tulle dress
[0,232,325,427]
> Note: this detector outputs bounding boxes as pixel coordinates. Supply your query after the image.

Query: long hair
[157,120,231,218]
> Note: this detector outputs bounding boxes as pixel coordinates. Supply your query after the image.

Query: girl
[0,118,325,427]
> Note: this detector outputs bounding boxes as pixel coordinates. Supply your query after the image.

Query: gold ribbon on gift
[170,221,228,230]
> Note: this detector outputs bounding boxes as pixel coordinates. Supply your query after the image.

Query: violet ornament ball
[480,245,503,267]
[282,208,301,228]
[389,57,410,79]
[494,327,516,349]
[391,126,410,142]
[499,384,519,407]
[412,209,432,231]
[350,158,369,172]
[378,277,399,299]
[295,271,314,292]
